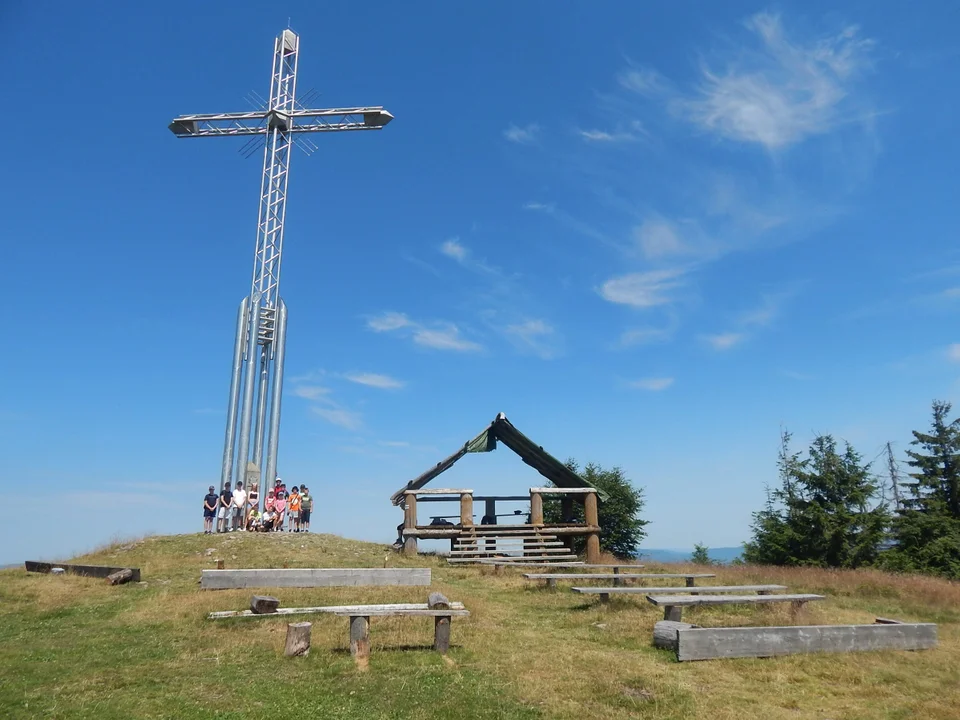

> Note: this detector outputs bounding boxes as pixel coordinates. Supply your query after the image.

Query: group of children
[202,478,313,534]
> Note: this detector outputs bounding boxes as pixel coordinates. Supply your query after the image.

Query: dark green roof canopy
[389,413,607,506]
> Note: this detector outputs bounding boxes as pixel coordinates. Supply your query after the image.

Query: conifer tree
[882,400,960,578]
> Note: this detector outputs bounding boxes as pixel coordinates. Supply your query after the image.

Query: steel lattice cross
[169,29,392,499]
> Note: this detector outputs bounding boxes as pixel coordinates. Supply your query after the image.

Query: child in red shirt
[274,491,287,532]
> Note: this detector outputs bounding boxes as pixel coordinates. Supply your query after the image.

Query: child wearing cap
[203,485,218,534]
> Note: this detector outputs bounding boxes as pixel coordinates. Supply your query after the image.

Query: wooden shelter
[389,413,606,562]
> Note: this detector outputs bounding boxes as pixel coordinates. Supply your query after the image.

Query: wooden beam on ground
[208,601,465,620]
[675,623,938,661]
[572,585,787,595]
[25,561,142,583]
[250,595,280,614]
[653,621,699,650]
[200,567,431,590]
[106,568,135,585]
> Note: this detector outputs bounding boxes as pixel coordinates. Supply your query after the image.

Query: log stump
[106,568,134,585]
[216,559,225,570]
[653,621,699,652]
[349,616,371,668]
[251,595,280,614]
[284,622,312,657]
[428,592,450,610]
[434,616,452,654]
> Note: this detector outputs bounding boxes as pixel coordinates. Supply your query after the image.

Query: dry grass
[1,533,959,719]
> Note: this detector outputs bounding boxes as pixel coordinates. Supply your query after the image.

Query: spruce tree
[743,431,888,568]
[882,400,960,578]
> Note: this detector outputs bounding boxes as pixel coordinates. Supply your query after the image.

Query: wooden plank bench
[653,618,938,661]
[526,572,714,588]
[208,601,466,620]
[646,593,825,621]
[200,567,431,590]
[448,554,579,564]
[335,593,469,659]
[572,584,786,602]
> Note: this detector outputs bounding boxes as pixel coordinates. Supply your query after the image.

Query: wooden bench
[646,593,825,621]
[449,554,578,564]
[653,618,938,661]
[208,601,466,620]
[572,584,786,602]
[526,572,714,588]
[335,593,469,659]
[200,567,431,590]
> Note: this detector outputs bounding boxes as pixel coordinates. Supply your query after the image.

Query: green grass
[1,532,958,719]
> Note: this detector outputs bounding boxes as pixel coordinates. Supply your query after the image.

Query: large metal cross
[169,29,392,500]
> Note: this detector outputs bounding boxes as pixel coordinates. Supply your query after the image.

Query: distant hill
[637,547,744,564]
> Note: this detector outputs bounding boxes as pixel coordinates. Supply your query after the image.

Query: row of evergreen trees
[743,400,960,579]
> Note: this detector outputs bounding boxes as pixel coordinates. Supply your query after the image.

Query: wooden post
[664,605,683,622]
[546,578,557,589]
[613,567,622,587]
[106,568,134,586]
[284,622,311,656]
[685,576,698,596]
[599,592,610,604]
[484,498,496,553]
[560,497,574,522]
[434,616,452,653]
[460,492,474,527]
[530,491,543,526]
[349,616,371,660]
[584,491,600,564]
[403,495,418,557]
[216,559,225,570]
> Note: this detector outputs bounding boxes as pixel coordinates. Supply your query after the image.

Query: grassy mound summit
[1,532,958,719]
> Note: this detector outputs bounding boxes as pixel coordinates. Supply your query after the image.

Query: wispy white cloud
[675,12,874,150]
[292,384,331,400]
[739,293,786,327]
[598,268,687,308]
[628,377,675,391]
[379,440,410,448]
[618,66,669,96]
[948,344,960,363]
[618,326,674,347]
[342,372,405,390]
[523,201,556,213]
[311,406,362,431]
[703,332,746,351]
[412,324,482,352]
[579,121,646,144]
[504,319,559,359]
[367,311,412,332]
[440,238,468,264]
[504,123,540,144]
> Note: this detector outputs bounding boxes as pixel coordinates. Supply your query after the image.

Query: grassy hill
[1,532,958,719]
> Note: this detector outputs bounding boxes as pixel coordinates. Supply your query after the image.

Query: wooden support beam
[460,493,474,527]
[530,492,543,526]
[284,622,311,657]
[405,488,474,495]
[434,616,452,653]
[653,621,699,651]
[201,568,431,590]
[584,491,600,564]
[529,487,600,494]
[349,616,370,661]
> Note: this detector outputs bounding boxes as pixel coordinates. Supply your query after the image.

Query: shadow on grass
[330,644,463,655]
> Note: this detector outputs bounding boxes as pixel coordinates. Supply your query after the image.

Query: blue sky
[2,1,960,564]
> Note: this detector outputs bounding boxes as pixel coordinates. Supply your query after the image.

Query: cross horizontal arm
[169,106,393,138]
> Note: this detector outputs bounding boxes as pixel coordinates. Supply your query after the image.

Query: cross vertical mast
[169,29,392,501]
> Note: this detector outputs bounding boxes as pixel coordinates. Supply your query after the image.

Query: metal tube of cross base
[220,297,250,489]
[235,296,261,488]
[252,345,270,466]
[263,300,287,498]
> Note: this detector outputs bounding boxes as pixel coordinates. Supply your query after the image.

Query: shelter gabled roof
[389,412,608,505]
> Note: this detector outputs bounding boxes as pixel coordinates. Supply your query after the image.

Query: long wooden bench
[646,593,825,621]
[25,561,142,583]
[526,572,713,588]
[335,593,469,659]
[572,584,785,602]
[208,601,466,620]
[653,618,938,661]
[448,554,579,564]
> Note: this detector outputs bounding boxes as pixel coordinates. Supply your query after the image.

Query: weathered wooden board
[200,567,431,590]
[676,623,938,661]
[334,609,471,617]
[448,554,578,564]
[208,601,465,620]
[526,572,712,581]
[478,561,586,568]
[653,621,699,650]
[646,593,824,608]
[448,545,570,556]
[573,585,786,595]
[25,561,141,583]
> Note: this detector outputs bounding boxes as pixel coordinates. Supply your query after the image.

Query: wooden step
[453,540,565,548]
[448,546,573,556]
[448,554,579,564]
